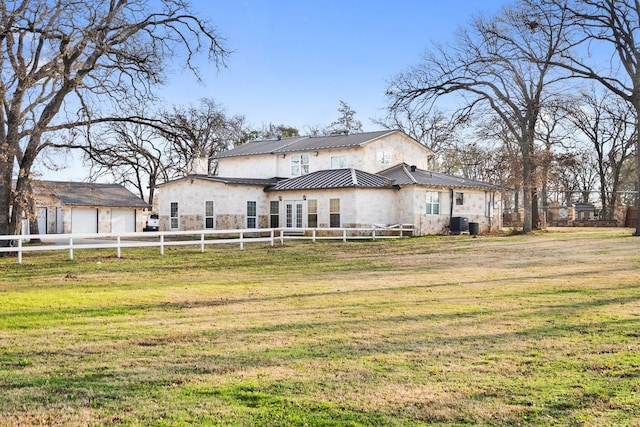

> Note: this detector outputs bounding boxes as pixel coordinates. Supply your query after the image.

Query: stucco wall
[409,188,503,235]
[157,178,270,231]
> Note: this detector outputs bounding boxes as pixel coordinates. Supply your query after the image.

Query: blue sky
[42,0,507,180]
[162,0,506,131]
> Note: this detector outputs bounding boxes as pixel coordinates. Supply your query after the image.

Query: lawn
[1,229,639,426]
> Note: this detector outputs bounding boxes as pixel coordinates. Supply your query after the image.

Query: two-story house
[156,130,505,235]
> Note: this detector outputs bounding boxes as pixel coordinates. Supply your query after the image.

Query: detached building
[25,181,151,234]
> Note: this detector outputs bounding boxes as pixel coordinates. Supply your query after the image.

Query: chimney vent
[410,165,417,172]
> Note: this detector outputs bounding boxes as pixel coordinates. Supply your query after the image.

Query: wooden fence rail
[0,225,413,264]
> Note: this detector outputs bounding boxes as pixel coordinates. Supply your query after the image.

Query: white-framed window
[426,192,440,215]
[170,202,179,229]
[377,151,391,165]
[270,201,279,228]
[329,198,341,228]
[291,154,310,177]
[308,199,318,228]
[455,192,464,206]
[205,201,215,229]
[247,201,257,228]
[331,155,348,169]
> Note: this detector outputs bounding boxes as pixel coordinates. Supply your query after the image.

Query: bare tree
[0,0,228,242]
[543,0,640,234]
[160,99,249,176]
[373,105,459,166]
[385,0,573,233]
[81,121,169,207]
[564,88,636,220]
[534,99,575,226]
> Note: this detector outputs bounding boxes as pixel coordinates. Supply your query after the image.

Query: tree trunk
[0,160,12,249]
[532,190,541,230]
[635,117,640,235]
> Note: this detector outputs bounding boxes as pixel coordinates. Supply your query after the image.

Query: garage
[71,208,98,234]
[111,209,136,233]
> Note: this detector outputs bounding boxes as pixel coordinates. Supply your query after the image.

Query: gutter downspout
[449,188,454,228]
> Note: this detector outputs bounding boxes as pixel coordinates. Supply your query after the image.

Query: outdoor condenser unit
[450,217,469,234]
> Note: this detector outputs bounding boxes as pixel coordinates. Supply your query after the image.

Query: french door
[285,200,304,228]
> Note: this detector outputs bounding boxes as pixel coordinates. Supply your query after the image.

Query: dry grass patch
[1,229,639,425]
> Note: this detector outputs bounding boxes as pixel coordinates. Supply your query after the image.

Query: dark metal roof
[34,180,151,208]
[378,164,509,190]
[266,168,397,191]
[159,174,282,187]
[216,130,398,159]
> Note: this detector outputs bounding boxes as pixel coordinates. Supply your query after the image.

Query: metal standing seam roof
[34,181,151,208]
[265,168,398,191]
[215,130,397,159]
[378,164,509,190]
[158,174,282,187]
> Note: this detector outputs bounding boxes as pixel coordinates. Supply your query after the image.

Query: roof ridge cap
[350,168,358,185]
[401,164,418,184]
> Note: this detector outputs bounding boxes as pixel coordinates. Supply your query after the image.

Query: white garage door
[71,208,98,234]
[37,207,47,235]
[111,209,135,233]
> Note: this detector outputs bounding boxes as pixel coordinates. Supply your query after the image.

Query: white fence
[0,225,413,264]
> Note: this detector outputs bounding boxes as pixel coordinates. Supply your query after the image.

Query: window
[455,192,464,206]
[205,201,215,229]
[308,199,318,228]
[247,201,257,228]
[331,155,348,169]
[291,154,309,176]
[270,201,279,228]
[329,198,340,228]
[170,202,179,229]
[426,192,440,215]
[377,151,391,165]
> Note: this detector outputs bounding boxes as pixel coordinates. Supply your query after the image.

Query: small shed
[573,202,595,220]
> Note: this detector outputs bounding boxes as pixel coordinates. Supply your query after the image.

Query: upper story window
[331,155,348,169]
[291,154,309,177]
[377,151,391,165]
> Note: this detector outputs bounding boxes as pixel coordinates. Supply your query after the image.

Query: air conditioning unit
[450,217,469,235]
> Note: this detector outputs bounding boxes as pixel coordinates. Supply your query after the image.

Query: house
[24,181,151,234]
[156,130,506,236]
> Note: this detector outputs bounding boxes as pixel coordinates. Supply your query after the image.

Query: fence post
[270,229,274,247]
[160,234,164,256]
[117,236,122,258]
[279,229,284,246]
[17,238,22,265]
[343,229,347,242]
[201,233,205,253]
[312,229,316,243]
[69,237,74,260]
[240,231,244,250]
[372,228,376,241]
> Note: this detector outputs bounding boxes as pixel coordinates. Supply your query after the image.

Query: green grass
[1,230,639,426]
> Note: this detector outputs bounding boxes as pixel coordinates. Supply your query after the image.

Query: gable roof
[265,168,398,192]
[34,180,151,208]
[378,164,508,191]
[215,130,405,159]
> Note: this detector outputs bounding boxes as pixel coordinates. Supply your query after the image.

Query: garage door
[71,208,98,234]
[37,207,47,235]
[111,209,135,233]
